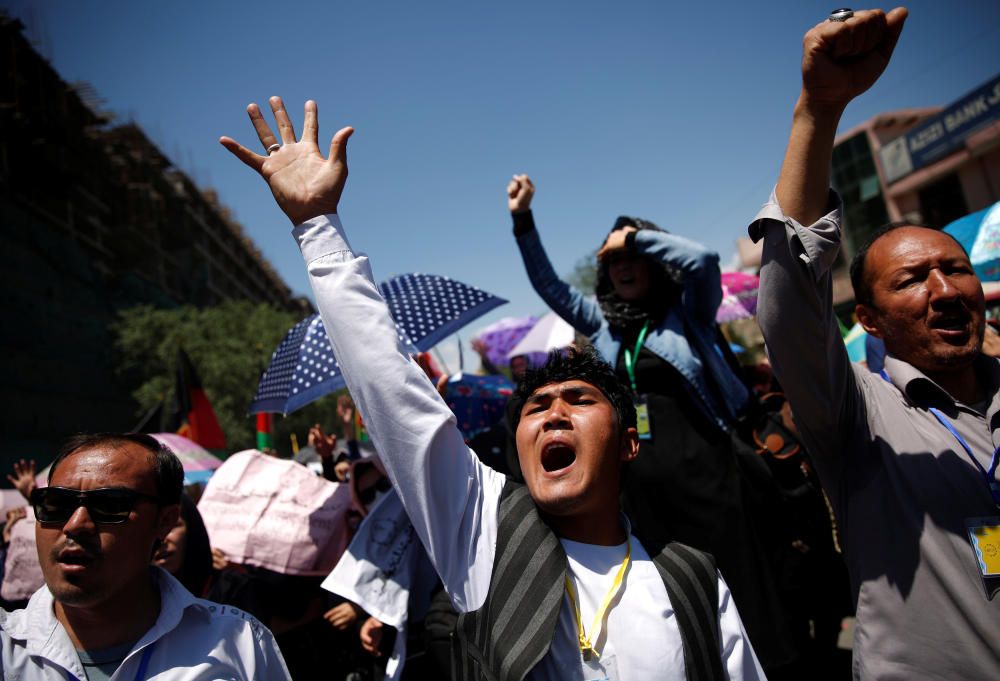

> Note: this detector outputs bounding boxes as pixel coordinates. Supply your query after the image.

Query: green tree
[565,249,598,295]
[113,301,341,456]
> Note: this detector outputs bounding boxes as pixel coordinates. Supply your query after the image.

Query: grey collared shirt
[750,191,1000,681]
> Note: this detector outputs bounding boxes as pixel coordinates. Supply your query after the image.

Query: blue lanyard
[879,369,1000,508]
[67,642,155,681]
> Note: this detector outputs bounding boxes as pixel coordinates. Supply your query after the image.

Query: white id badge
[581,651,620,681]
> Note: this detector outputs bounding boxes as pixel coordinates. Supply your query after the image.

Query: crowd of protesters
[2,6,999,680]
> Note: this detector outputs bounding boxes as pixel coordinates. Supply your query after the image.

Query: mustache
[52,536,102,561]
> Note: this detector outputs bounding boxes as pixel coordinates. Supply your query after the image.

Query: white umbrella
[507,312,575,363]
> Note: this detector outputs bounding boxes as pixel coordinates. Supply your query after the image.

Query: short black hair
[49,433,184,505]
[849,221,967,308]
[506,346,636,435]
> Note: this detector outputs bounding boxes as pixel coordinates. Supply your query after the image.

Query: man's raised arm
[220,98,502,611]
[752,9,906,459]
[775,8,907,225]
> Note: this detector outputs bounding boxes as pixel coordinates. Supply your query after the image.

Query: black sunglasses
[30,486,161,525]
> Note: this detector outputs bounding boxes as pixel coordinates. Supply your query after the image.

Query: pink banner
[197,450,353,576]
[1,509,44,602]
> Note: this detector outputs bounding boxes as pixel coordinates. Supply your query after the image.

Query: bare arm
[756,8,908,485]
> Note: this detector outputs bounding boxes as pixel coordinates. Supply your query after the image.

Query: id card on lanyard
[624,322,652,441]
[879,370,1000,597]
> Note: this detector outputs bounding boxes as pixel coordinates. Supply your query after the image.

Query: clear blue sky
[8,0,999,371]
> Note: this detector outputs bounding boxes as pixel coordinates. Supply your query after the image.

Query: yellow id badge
[635,396,652,440]
[967,517,1000,577]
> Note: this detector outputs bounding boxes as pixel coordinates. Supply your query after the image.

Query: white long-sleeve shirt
[296,214,764,680]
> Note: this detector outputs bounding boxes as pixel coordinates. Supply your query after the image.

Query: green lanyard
[622,321,651,395]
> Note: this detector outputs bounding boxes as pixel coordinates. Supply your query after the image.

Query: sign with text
[880,74,1000,184]
[1,509,44,602]
[198,450,353,576]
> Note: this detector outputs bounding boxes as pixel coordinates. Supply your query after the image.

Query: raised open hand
[6,458,36,502]
[336,395,355,428]
[507,174,535,214]
[308,424,337,459]
[220,97,354,225]
[801,8,908,107]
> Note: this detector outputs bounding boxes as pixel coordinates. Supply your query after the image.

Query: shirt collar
[881,353,1000,413]
[10,567,198,669]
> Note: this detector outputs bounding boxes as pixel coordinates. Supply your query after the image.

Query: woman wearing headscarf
[153,493,213,597]
[507,174,795,672]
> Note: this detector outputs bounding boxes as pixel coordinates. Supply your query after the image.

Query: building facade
[833,73,1000,260]
[738,73,1000,311]
[0,16,307,463]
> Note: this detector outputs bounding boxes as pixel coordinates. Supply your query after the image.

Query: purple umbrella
[472,316,538,368]
[716,272,760,323]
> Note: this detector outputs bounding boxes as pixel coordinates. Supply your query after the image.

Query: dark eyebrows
[523,384,600,407]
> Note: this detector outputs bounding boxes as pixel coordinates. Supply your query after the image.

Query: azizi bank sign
[879,74,1000,184]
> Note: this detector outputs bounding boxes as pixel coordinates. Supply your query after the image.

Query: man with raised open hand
[221,94,764,679]
[750,6,1000,679]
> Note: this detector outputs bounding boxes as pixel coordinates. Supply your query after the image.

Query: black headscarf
[595,216,682,338]
[174,493,213,596]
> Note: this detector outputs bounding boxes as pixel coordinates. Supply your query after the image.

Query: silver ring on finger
[828,8,853,22]
[267,143,281,155]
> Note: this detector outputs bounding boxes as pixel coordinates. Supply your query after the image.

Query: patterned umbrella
[507,312,575,366]
[249,274,507,415]
[380,273,507,351]
[149,433,224,485]
[944,200,1000,282]
[471,316,538,368]
[441,373,514,439]
[716,272,761,323]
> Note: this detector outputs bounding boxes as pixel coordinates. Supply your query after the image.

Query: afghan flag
[255,413,274,451]
[170,348,227,450]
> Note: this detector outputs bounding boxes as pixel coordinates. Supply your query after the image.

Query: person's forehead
[52,443,157,492]
[527,379,607,401]
[870,226,968,267]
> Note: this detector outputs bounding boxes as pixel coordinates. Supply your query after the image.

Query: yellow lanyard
[563,535,631,660]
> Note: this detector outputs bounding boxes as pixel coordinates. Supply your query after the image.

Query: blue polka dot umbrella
[249,273,507,415]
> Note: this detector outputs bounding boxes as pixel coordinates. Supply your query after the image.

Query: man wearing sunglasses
[0,433,292,680]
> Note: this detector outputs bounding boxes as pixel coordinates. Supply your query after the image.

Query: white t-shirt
[295,214,765,680]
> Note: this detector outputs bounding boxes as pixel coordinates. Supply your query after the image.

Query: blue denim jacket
[516,223,748,431]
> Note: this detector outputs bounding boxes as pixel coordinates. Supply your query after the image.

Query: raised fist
[800,8,907,107]
[507,174,535,214]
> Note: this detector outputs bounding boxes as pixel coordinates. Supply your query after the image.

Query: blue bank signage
[880,74,1000,184]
